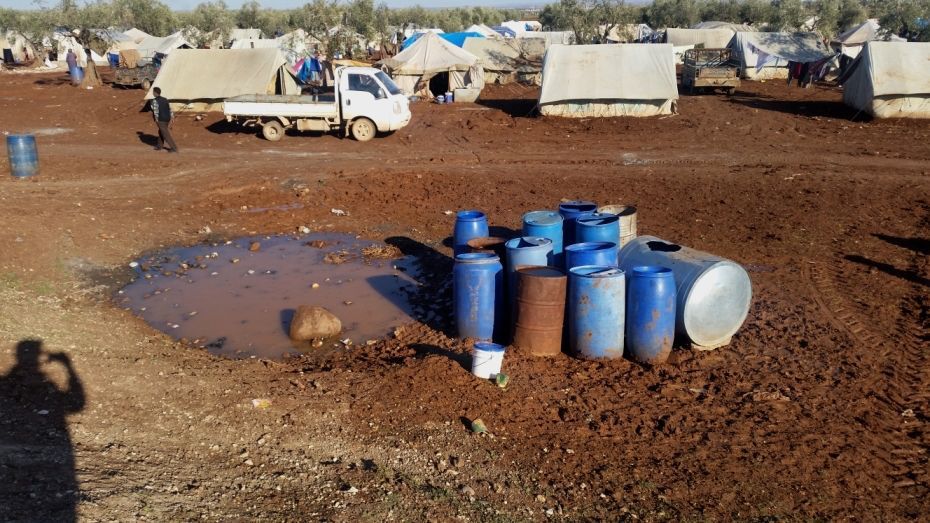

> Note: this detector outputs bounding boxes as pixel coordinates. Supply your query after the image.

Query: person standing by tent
[65,49,77,72]
[150,87,179,153]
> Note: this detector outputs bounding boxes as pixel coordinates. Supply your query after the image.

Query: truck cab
[338,67,411,137]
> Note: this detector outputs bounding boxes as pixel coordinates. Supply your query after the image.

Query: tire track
[805,247,929,496]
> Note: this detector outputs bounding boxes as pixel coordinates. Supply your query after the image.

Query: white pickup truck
[223,66,411,142]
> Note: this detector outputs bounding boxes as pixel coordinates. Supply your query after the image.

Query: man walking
[149,87,178,153]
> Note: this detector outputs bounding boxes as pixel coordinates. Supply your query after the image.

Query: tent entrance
[429,72,449,96]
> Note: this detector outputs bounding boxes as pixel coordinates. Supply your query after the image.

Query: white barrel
[597,204,637,248]
[617,236,751,349]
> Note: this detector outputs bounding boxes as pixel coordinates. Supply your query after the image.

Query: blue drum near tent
[505,236,553,280]
[453,210,489,256]
[625,266,676,364]
[522,211,564,265]
[576,212,620,244]
[568,265,626,359]
[6,135,38,178]
[69,65,84,85]
[564,241,618,271]
[558,200,597,246]
[453,252,503,341]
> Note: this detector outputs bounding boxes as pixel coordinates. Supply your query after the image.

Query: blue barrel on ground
[453,253,503,341]
[625,266,677,364]
[565,241,618,271]
[453,210,489,256]
[69,65,84,85]
[568,265,626,359]
[576,212,620,244]
[6,135,38,178]
[522,211,564,265]
[558,200,596,246]
[504,237,553,315]
[617,235,752,349]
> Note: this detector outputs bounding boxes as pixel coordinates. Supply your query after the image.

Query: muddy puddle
[117,233,421,359]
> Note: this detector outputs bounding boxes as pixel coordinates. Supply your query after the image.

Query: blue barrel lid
[506,236,552,249]
[576,213,619,227]
[558,200,597,214]
[456,210,486,221]
[631,265,673,278]
[474,341,506,352]
[455,252,500,263]
[565,241,617,253]
[569,265,624,278]
[523,210,563,226]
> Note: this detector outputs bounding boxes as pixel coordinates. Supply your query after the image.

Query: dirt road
[1,69,928,520]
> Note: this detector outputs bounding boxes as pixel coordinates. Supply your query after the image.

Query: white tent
[843,42,930,119]
[731,32,832,79]
[603,24,654,43]
[523,31,574,46]
[137,32,191,59]
[692,21,757,33]
[832,19,881,59]
[666,28,736,64]
[538,44,678,118]
[2,32,39,64]
[230,38,279,49]
[465,24,501,39]
[379,31,484,97]
[229,28,262,43]
[501,20,542,36]
[123,28,151,44]
[463,37,546,85]
[144,48,299,111]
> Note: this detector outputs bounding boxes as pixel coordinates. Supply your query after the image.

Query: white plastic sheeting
[144,48,299,110]
[843,42,930,119]
[732,32,832,79]
[539,44,678,118]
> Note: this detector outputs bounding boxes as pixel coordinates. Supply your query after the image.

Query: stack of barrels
[452,201,752,369]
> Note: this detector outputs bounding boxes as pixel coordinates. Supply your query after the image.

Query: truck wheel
[142,79,151,91]
[727,87,737,96]
[262,120,284,142]
[351,118,376,142]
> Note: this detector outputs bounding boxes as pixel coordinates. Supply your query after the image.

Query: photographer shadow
[0,339,85,522]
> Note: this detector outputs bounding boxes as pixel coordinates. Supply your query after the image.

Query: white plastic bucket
[472,342,505,379]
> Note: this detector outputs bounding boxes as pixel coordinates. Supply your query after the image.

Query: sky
[0,0,550,9]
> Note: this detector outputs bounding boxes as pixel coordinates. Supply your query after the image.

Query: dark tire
[727,87,736,96]
[351,117,376,142]
[261,120,284,142]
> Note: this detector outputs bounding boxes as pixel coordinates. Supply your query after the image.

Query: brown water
[117,233,421,359]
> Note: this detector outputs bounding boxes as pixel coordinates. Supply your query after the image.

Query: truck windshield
[375,71,403,96]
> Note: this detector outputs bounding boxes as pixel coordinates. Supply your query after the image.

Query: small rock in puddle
[118,233,421,358]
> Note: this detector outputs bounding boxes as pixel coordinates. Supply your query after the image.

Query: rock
[460,485,476,498]
[289,306,342,341]
[536,494,546,503]
[249,241,261,252]
[199,225,212,234]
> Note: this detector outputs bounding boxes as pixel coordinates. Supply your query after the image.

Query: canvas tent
[538,44,678,118]
[832,19,881,59]
[842,42,930,119]
[136,32,191,59]
[465,24,501,39]
[731,32,832,79]
[603,24,654,43]
[401,31,483,50]
[379,31,484,97]
[666,28,736,48]
[230,38,280,49]
[123,28,151,44]
[692,21,757,33]
[463,37,546,85]
[229,28,262,43]
[144,48,299,111]
[2,32,39,63]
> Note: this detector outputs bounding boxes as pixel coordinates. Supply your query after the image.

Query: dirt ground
[0,67,928,521]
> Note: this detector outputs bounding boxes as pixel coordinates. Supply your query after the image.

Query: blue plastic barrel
[69,65,84,85]
[453,253,503,341]
[522,210,564,266]
[626,266,677,364]
[6,135,38,178]
[453,210,489,256]
[568,265,626,359]
[558,200,596,246]
[576,212,620,244]
[564,241,618,271]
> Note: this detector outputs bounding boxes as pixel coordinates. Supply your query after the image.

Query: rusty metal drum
[512,266,567,357]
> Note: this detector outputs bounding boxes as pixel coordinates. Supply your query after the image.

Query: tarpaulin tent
[465,24,501,39]
[538,44,678,118]
[401,31,484,50]
[123,28,151,44]
[692,21,757,33]
[832,19,881,59]
[144,48,299,111]
[731,32,832,80]
[379,31,484,97]
[137,32,191,59]
[603,24,654,43]
[229,28,262,42]
[523,31,574,46]
[230,38,280,49]
[842,42,930,119]
[463,36,546,85]
[666,28,736,49]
